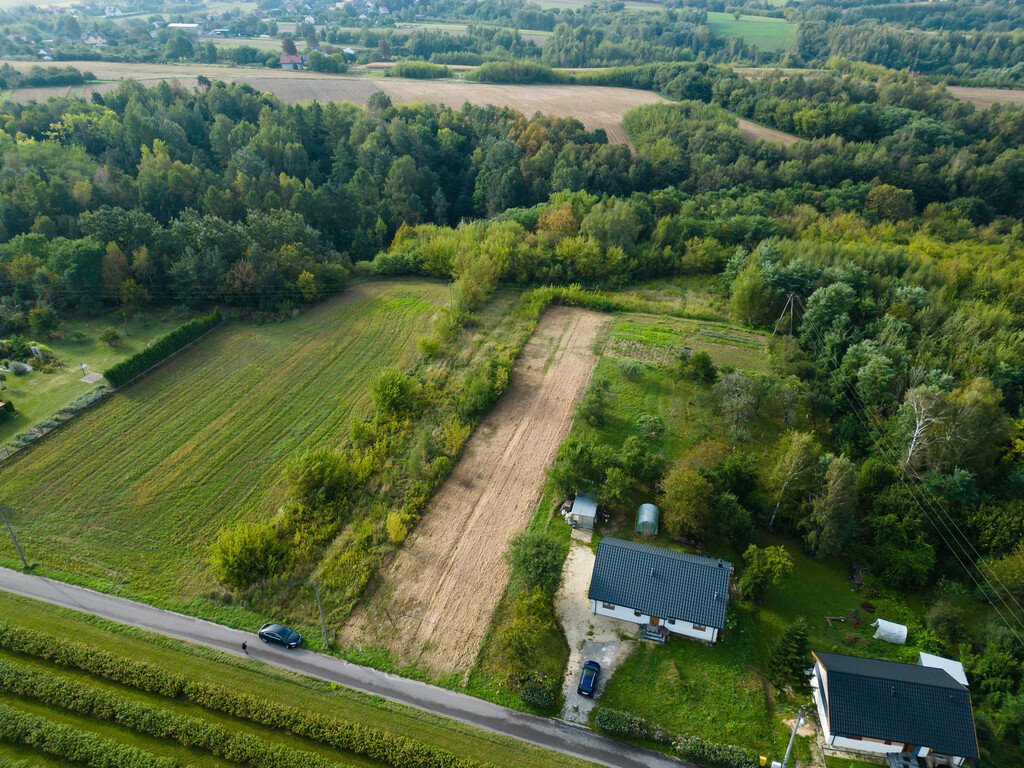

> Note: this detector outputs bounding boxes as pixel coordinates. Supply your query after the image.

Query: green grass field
[0,592,592,768]
[0,308,196,444]
[0,281,444,614]
[706,12,797,52]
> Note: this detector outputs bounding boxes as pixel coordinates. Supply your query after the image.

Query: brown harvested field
[947,85,1024,109]
[377,80,662,144]
[0,60,659,144]
[736,116,800,146]
[342,307,606,674]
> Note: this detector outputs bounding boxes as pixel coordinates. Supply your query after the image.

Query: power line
[791,295,1024,645]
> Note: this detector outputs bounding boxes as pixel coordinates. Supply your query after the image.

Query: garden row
[0,702,176,768]
[0,622,489,768]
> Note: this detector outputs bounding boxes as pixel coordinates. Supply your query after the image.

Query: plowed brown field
[343,307,605,674]
[0,60,659,144]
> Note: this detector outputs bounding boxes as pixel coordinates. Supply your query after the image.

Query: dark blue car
[577,660,601,697]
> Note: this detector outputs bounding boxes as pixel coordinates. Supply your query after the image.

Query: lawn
[0,307,197,444]
[706,12,797,52]
[0,281,445,618]
[0,591,593,768]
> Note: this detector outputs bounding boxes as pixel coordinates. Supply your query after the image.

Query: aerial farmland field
[706,12,797,52]
[0,281,445,608]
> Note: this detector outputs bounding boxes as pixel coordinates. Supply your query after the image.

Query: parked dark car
[258,623,302,648]
[577,660,601,696]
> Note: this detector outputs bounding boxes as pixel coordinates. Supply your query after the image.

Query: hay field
[377,80,662,144]
[735,116,799,145]
[0,281,444,604]
[947,85,1024,109]
[0,60,662,144]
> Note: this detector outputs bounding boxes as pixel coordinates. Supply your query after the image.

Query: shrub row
[673,735,759,768]
[387,61,452,79]
[0,623,488,768]
[0,700,177,768]
[0,660,343,768]
[591,708,670,743]
[104,309,223,387]
[593,708,757,768]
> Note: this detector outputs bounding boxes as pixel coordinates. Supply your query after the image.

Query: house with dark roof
[587,537,733,643]
[812,651,979,766]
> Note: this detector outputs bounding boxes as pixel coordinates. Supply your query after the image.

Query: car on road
[577,659,601,696]
[258,623,302,648]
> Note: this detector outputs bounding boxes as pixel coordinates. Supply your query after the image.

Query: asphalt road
[0,566,690,768]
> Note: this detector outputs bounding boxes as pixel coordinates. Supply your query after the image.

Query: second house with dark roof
[587,537,733,643]
[812,650,979,766]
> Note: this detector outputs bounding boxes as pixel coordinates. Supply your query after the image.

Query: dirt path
[343,307,606,674]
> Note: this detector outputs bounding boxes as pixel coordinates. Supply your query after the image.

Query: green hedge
[388,61,452,79]
[466,61,568,84]
[0,623,488,768]
[673,735,759,768]
[0,701,177,768]
[104,309,223,387]
[593,707,757,768]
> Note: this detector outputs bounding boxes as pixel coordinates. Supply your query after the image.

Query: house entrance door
[650,617,660,626]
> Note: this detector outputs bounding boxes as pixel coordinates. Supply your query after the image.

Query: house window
[692,624,706,631]
[634,610,642,617]
[602,602,615,610]
[667,619,676,625]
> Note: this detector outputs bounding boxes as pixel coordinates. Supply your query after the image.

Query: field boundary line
[0,312,228,470]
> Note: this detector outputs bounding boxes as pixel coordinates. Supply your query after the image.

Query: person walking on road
[242,640,248,654]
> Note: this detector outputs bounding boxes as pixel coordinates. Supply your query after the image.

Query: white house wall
[591,600,718,642]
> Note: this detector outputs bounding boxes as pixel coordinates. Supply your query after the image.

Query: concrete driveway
[556,541,636,724]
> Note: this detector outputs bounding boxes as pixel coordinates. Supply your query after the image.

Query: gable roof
[814,651,979,759]
[587,537,732,629]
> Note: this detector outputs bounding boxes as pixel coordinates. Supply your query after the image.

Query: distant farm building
[588,537,732,643]
[280,53,307,70]
[635,503,659,535]
[811,651,979,765]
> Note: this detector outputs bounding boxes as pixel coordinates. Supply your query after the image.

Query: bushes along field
[0,702,176,768]
[0,622,488,768]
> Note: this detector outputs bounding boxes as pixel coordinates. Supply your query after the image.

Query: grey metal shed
[636,503,659,535]
[571,494,598,530]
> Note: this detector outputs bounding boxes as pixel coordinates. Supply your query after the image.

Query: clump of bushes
[387,61,452,79]
[593,708,670,743]
[209,521,288,590]
[105,310,222,387]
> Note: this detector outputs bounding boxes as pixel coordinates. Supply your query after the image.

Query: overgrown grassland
[0,281,444,616]
[0,307,196,443]
[706,12,797,52]
[0,592,592,768]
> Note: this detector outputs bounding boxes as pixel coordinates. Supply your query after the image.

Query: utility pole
[0,504,27,569]
[312,579,330,649]
[780,706,805,768]
[772,292,797,337]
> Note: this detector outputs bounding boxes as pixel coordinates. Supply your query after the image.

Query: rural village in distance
[0,0,1022,767]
